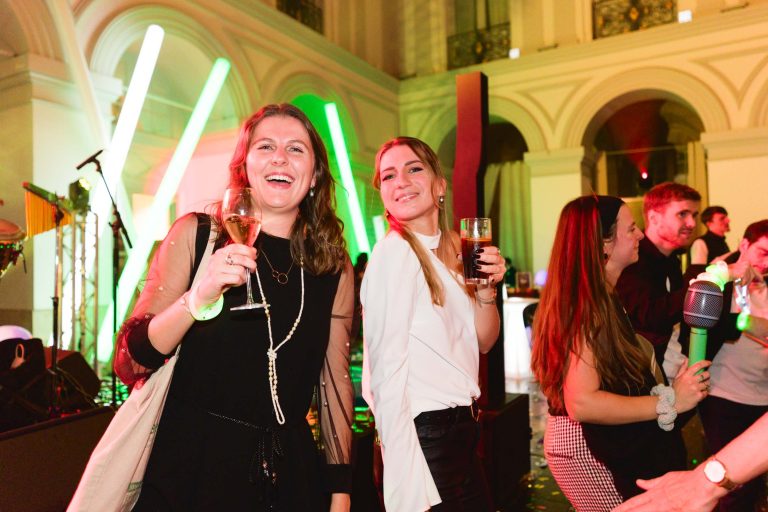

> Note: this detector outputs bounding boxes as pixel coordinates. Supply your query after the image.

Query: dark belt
[414,400,480,425]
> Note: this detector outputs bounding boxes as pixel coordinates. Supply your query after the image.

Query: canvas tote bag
[68,218,215,511]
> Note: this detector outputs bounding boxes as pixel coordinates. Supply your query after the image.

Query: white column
[524,147,586,274]
[701,127,768,248]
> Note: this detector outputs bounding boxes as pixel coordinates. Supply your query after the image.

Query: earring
[438,195,445,205]
[309,187,315,198]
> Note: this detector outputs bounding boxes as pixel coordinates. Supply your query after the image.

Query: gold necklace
[261,249,294,285]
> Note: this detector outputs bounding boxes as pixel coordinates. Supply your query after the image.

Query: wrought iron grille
[277,0,323,34]
[447,22,510,70]
[594,0,677,39]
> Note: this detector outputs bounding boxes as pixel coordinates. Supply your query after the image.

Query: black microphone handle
[76,149,104,170]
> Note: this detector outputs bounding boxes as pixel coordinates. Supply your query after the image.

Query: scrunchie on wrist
[651,384,677,431]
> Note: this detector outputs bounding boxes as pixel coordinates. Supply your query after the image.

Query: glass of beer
[460,217,492,285]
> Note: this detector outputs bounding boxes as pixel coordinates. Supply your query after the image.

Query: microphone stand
[89,156,132,407]
[49,201,65,417]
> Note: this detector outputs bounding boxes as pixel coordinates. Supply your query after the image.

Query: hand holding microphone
[684,274,723,367]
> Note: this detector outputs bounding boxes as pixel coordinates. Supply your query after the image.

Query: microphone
[76,149,104,170]
[684,277,723,366]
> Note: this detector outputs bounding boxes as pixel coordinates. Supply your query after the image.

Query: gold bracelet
[475,292,497,305]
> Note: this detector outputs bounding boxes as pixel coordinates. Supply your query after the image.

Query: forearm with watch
[700,412,768,495]
[701,457,739,492]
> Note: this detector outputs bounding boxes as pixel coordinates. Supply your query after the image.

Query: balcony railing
[277,0,323,34]
[447,22,510,70]
[593,0,677,39]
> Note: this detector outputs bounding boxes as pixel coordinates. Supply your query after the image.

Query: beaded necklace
[253,256,305,425]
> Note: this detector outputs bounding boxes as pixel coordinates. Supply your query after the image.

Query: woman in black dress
[531,195,710,510]
[115,104,354,511]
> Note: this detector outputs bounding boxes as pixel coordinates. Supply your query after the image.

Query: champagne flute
[222,187,265,310]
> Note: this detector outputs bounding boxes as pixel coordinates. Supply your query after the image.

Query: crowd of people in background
[4,102,766,512]
[535,184,768,512]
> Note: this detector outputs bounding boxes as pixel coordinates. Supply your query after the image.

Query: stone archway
[561,67,729,150]
[580,92,706,230]
[89,5,251,122]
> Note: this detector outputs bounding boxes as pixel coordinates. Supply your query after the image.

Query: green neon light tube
[324,103,371,254]
[96,58,231,361]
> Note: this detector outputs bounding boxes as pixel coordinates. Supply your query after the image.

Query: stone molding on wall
[399,4,768,154]
[701,127,768,160]
[524,147,586,178]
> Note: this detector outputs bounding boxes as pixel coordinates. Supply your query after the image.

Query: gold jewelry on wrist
[181,286,223,321]
[475,290,497,305]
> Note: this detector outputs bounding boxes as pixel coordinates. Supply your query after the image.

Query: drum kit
[0,217,24,280]
[1,182,76,282]
[0,184,100,419]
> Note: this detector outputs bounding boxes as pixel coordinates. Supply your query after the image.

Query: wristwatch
[703,458,739,491]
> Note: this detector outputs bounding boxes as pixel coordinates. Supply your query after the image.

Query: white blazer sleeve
[362,235,441,511]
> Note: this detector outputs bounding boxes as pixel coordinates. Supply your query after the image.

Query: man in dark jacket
[616,182,703,372]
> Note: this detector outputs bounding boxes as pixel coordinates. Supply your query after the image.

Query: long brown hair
[531,196,649,412]
[374,137,466,305]
[213,103,347,275]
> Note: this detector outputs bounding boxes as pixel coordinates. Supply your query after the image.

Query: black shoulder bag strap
[189,213,213,289]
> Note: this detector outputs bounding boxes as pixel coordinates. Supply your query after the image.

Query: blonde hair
[374,137,468,305]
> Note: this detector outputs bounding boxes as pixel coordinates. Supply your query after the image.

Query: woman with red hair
[531,195,710,510]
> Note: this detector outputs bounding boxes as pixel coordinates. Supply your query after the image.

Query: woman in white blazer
[361,137,505,511]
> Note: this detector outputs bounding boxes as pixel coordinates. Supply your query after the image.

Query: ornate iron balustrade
[447,22,510,70]
[277,0,323,34]
[594,0,677,39]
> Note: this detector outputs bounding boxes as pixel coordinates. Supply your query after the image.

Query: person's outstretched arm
[615,412,768,511]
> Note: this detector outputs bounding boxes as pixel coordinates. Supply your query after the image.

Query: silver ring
[225,253,234,266]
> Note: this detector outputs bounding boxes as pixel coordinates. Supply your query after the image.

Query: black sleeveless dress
[580,303,687,500]
[134,232,342,511]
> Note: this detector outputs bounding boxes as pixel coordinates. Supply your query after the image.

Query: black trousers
[699,395,768,512]
[414,405,494,512]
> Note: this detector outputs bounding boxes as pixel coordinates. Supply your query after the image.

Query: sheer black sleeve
[114,214,198,386]
[318,259,355,493]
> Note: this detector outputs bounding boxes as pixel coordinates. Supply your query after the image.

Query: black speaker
[44,348,102,400]
[0,339,48,431]
[479,393,531,509]
[0,406,114,511]
[0,345,101,432]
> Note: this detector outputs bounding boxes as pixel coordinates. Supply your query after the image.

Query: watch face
[705,460,726,483]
